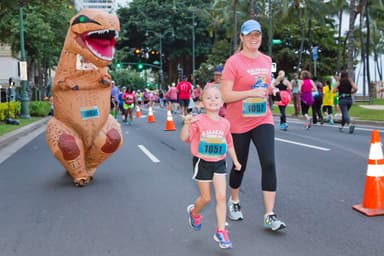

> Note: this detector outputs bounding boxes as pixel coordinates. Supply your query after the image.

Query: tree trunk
[231,0,238,54]
[249,0,255,19]
[347,0,356,79]
[359,12,366,96]
[365,6,371,98]
[336,9,343,74]
[297,5,305,72]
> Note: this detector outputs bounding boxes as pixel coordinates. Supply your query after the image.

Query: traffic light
[137,63,144,71]
[134,48,141,55]
[116,63,121,69]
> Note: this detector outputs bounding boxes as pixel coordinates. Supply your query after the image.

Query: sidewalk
[0,117,50,164]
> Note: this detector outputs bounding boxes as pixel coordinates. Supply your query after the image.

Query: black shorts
[179,99,189,107]
[192,157,227,181]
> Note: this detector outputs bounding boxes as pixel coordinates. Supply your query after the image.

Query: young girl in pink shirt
[180,85,241,249]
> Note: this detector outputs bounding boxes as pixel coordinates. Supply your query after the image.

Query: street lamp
[18,1,30,119]
[192,9,196,86]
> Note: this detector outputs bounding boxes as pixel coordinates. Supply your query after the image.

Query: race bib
[242,97,267,117]
[80,106,99,120]
[197,137,227,159]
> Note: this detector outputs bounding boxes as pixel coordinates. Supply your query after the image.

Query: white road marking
[275,137,331,151]
[138,144,160,163]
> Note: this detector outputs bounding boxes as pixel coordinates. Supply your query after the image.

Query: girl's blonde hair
[201,84,221,97]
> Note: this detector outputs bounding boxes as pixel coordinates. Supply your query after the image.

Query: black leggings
[230,124,277,191]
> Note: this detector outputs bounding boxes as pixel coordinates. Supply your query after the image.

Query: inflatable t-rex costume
[46,9,122,186]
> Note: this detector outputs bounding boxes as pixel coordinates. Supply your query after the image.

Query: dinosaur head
[65,9,120,68]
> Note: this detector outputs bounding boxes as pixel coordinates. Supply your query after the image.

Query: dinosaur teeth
[87,29,116,39]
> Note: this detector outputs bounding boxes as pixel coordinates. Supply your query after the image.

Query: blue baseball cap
[241,19,262,35]
[214,65,223,74]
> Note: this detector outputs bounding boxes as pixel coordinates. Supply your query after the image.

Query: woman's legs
[229,133,251,202]
[278,105,286,125]
[250,125,277,213]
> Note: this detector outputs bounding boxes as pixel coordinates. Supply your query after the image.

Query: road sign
[272,39,282,45]
[272,62,277,73]
[312,46,318,61]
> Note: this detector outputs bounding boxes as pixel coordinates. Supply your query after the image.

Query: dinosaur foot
[73,177,91,187]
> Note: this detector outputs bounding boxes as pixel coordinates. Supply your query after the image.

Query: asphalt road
[0,107,384,256]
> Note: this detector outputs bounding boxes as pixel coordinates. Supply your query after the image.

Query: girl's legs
[193,181,211,216]
[213,174,226,230]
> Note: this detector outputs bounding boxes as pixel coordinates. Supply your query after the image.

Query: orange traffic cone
[147,106,155,123]
[164,106,176,131]
[136,105,142,118]
[352,130,384,216]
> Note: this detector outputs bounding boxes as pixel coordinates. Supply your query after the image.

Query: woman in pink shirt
[220,19,286,231]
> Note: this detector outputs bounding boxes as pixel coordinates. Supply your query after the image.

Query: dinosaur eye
[72,15,101,26]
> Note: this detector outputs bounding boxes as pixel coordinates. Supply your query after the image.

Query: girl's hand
[182,114,198,126]
[233,161,242,171]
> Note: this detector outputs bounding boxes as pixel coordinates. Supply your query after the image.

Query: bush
[0,101,21,121]
[28,101,50,117]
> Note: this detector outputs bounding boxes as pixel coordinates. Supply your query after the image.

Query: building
[74,0,117,13]
[0,44,19,103]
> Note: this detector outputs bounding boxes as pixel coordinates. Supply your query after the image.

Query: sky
[116,0,130,7]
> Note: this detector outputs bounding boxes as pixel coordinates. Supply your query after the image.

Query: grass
[0,116,45,137]
[273,98,384,122]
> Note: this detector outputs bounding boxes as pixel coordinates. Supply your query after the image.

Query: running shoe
[213,229,232,249]
[308,118,313,128]
[187,204,201,231]
[279,124,285,130]
[349,125,355,134]
[264,213,286,231]
[228,199,243,221]
[283,123,288,131]
[329,119,334,125]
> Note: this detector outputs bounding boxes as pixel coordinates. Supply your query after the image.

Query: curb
[0,117,50,149]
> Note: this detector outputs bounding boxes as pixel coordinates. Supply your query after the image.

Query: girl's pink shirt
[221,52,274,133]
[186,114,234,162]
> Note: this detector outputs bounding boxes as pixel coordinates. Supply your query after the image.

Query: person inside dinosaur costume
[46,9,122,186]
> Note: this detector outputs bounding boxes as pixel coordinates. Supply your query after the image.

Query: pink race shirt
[221,52,274,133]
[186,114,234,162]
[168,87,178,100]
[176,81,192,100]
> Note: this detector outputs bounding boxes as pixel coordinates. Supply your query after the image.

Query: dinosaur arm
[55,70,111,91]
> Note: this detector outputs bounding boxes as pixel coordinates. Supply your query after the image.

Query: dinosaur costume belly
[46,9,122,186]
